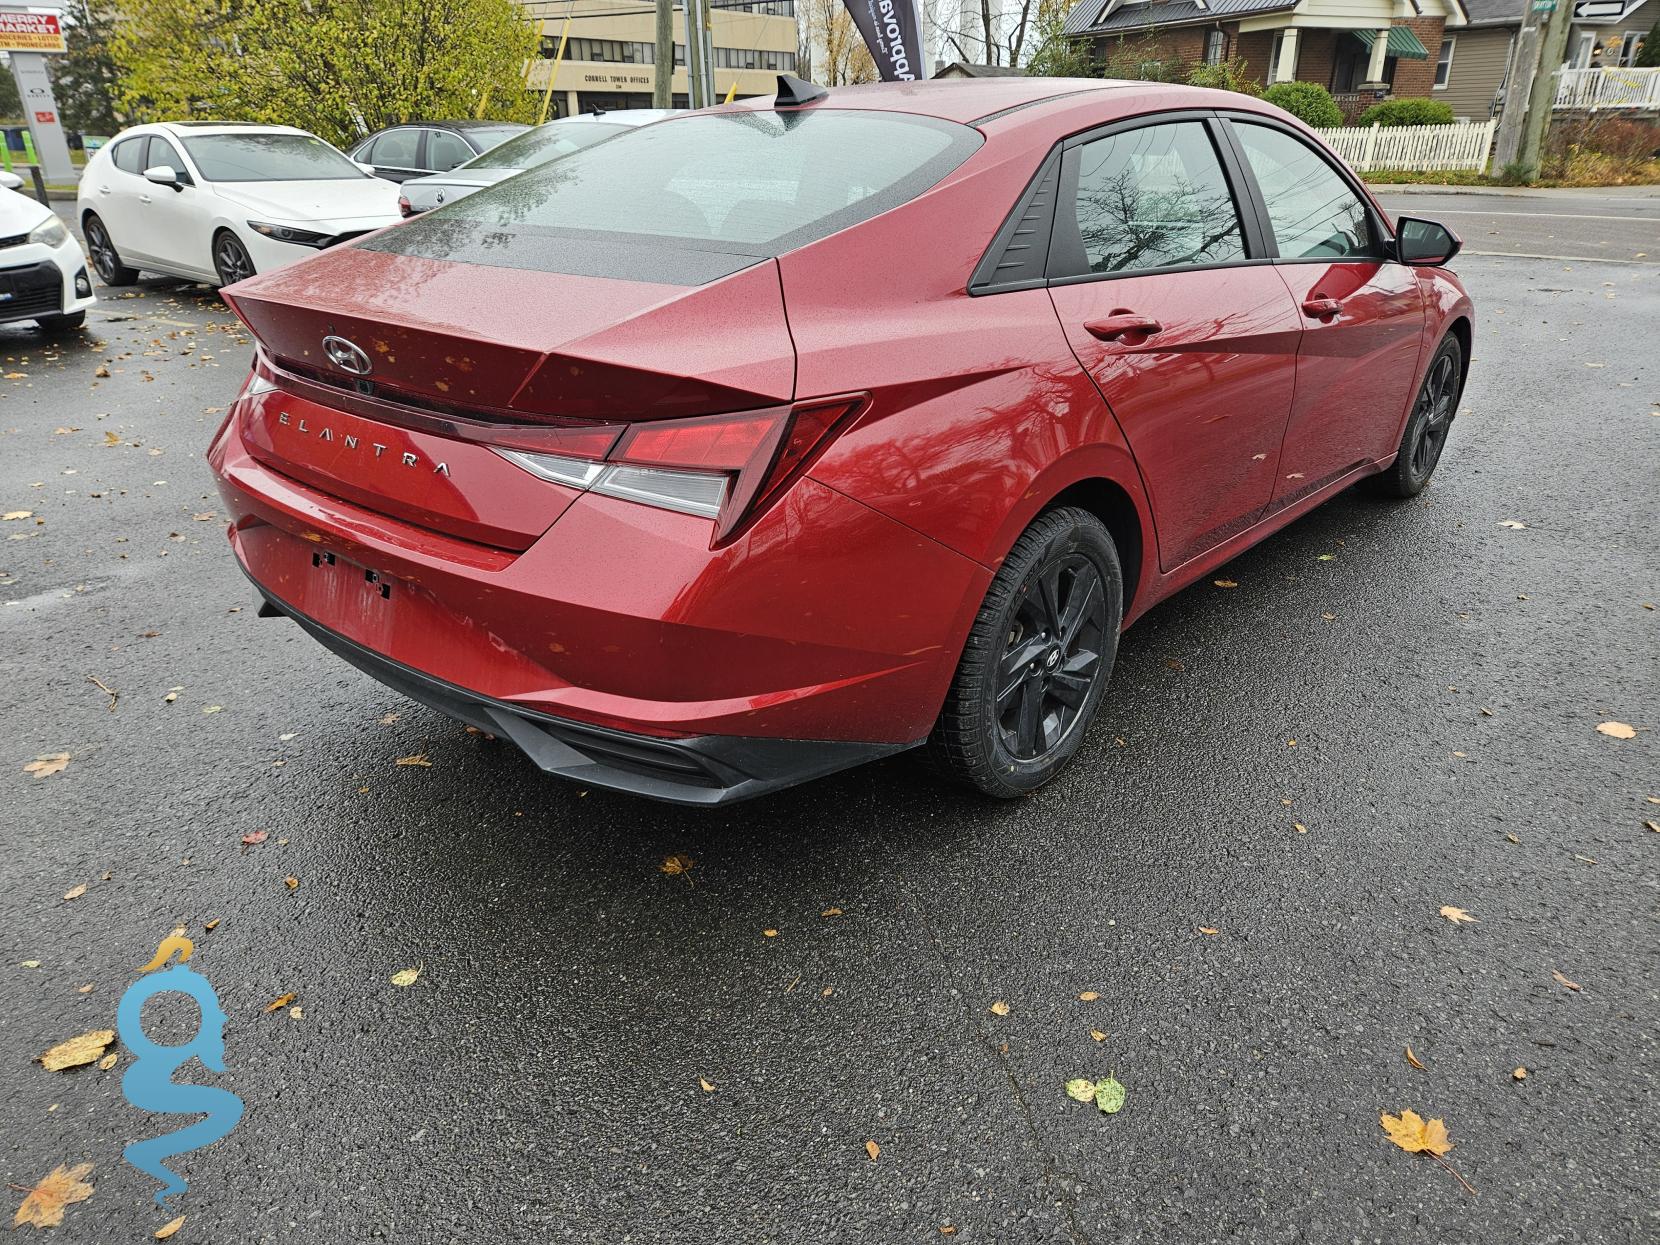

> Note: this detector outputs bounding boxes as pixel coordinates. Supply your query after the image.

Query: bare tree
[804,0,878,85]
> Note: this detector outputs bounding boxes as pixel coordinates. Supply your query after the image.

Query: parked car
[348,121,529,183]
[76,123,403,289]
[208,77,1472,805]
[397,110,678,216]
[0,171,94,331]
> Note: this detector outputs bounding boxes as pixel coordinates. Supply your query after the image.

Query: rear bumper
[252,579,915,805]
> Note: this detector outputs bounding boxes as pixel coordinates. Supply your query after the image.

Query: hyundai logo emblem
[322,335,372,376]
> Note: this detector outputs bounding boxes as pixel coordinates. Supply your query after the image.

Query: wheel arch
[1043,477,1147,618]
[1445,314,1472,391]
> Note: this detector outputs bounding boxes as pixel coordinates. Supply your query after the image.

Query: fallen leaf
[11,1162,94,1228]
[203,918,220,932]
[380,712,400,725]
[38,1030,115,1071]
[1065,1078,1096,1103]
[288,1005,303,1019]
[283,876,298,890]
[3,509,32,520]
[61,883,86,902]
[1089,1029,1107,1042]
[1645,820,1660,833]
[864,1139,880,1162]
[1596,721,1636,739]
[98,1053,118,1071]
[763,928,778,938]
[1498,519,1527,529]
[394,753,431,767]
[1380,1109,1452,1156]
[821,907,843,917]
[1439,905,1477,925]
[1094,1076,1126,1114]
[1077,991,1099,1002]
[1551,970,1581,992]
[1512,1067,1527,1081]
[201,705,222,715]
[699,1078,715,1093]
[102,431,120,445]
[240,830,268,846]
[940,1227,958,1236]
[155,1214,185,1239]
[1293,822,1308,834]
[1197,926,1219,935]
[1405,1046,1426,1070]
[21,960,41,968]
[25,753,71,778]
[989,1000,1010,1017]
[1213,579,1238,588]
[263,993,295,1013]
[390,966,421,988]
[659,853,693,877]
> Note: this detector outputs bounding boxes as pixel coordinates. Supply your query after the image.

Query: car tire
[82,213,138,287]
[212,231,256,288]
[36,310,86,333]
[1364,333,1463,499]
[927,506,1123,798]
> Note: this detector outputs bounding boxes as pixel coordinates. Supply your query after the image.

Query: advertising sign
[841,0,926,82]
[0,12,66,54]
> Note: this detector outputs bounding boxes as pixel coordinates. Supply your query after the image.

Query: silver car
[396,110,681,216]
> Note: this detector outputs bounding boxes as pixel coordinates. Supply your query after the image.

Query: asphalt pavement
[2,193,1656,1243]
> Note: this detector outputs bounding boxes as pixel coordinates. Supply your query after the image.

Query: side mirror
[1394,216,1461,266]
[0,171,21,191]
[143,164,181,188]
[355,161,377,176]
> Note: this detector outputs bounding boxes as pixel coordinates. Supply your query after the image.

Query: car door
[129,134,214,278]
[91,135,153,263]
[1046,116,1305,572]
[1223,119,1426,506]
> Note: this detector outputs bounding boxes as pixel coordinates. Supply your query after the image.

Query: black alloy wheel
[213,232,255,287]
[1365,333,1464,499]
[83,214,137,286]
[928,506,1123,798]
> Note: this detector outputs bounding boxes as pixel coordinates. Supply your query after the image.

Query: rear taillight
[397,195,413,218]
[492,395,865,543]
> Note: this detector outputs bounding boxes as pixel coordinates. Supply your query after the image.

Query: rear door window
[1069,121,1248,274]
[370,128,422,170]
[428,130,473,172]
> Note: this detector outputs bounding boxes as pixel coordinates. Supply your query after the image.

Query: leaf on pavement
[659,854,693,878]
[11,1162,95,1228]
[1381,1108,1452,1156]
[98,1052,118,1071]
[1065,1078,1096,1103]
[1497,519,1527,529]
[390,966,421,988]
[1438,905,1477,924]
[699,1078,715,1093]
[1551,969,1581,992]
[1595,721,1636,739]
[1089,1029,1106,1042]
[38,1030,115,1072]
[1213,579,1238,588]
[865,1139,880,1162]
[1405,1046,1426,1070]
[61,883,86,902]
[282,876,298,890]
[1512,1067,1527,1081]
[25,753,71,778]
[1094,1076,1126,1115]
[394,754,432,767]
[1077,991,1099,1001]
[240,830,268,846]
[988,1000,1009,1016]
[3,509,32,520]
[1197,926,1219,935]
[263,993,295,1013]
[154,1214,185,1239]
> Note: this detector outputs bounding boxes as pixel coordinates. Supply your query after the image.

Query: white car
[0,171,94,331]
[76,122,403,289]
[397,110,680,216]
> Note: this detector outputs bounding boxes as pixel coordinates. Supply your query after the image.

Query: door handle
[1084,312,1163,342]
[1302,297,1342,320]
[97,186,111,196]
[138,194,152,205]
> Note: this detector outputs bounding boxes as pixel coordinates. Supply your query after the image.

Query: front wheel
[212,231,255,288]
[83,213,138,286]
[927,506,1123,798]
[1364,333,1463,499]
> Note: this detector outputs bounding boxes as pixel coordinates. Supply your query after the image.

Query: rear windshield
[183,133,365,182]
[463,121,627,170]
[364,110,980,277]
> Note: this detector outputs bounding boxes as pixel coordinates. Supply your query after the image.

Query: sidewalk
[1366,181,1660,198]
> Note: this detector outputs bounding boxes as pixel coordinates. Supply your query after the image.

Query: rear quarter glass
[358,110,983,280]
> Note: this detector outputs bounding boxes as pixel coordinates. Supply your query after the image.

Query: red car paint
[208,77,1473,802]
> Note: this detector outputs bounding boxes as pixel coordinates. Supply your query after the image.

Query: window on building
[1204,29,1226,65]
[1433,37,1454,88]
[1071,121,1247,274]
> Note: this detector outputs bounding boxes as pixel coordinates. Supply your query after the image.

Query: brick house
[1061,0,1472,114]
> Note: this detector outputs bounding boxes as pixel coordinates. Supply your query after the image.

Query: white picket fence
[1555,66,1660,111]
[1310,119,1497,175]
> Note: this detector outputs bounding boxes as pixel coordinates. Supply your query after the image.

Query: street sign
[1531,0,1555,11]
[0,12,65,53]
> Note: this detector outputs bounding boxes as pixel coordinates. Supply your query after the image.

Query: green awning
[1353,26,1431,60]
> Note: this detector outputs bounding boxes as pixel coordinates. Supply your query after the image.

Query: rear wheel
[212,231,255,287]
[83,213,138,287]
[928,507,1123,798]
[1364,333,1463,499]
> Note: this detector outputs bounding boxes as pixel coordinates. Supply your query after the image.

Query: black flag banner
[841,0,926,82]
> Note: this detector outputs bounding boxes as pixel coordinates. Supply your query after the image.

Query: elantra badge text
[277,411,450,476]
[321,335,372,376]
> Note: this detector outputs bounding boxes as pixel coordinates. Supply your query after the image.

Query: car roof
[151,122,313,138]
[566,108,682,127]
[370,120,531,132]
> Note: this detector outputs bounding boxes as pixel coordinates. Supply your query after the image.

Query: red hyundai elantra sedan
[209,76,1472,805]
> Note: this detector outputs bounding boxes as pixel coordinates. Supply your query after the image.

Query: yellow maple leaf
[989,1000,1010,1016]
[1380,1109,1453,1156]
[38,1030,115,1072]
[390,966,421,988]
[1439,905,1477,924]
[659,854,693,877]
[12,1162,95,1228]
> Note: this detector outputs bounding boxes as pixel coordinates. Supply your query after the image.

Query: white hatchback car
[0,171,95,331]
[76,122,402,288]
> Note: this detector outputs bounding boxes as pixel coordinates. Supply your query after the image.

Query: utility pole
[1516,0,1575,180]
[654,0,673,108]
[1491,17,1541,171]
[685,0,706,107]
